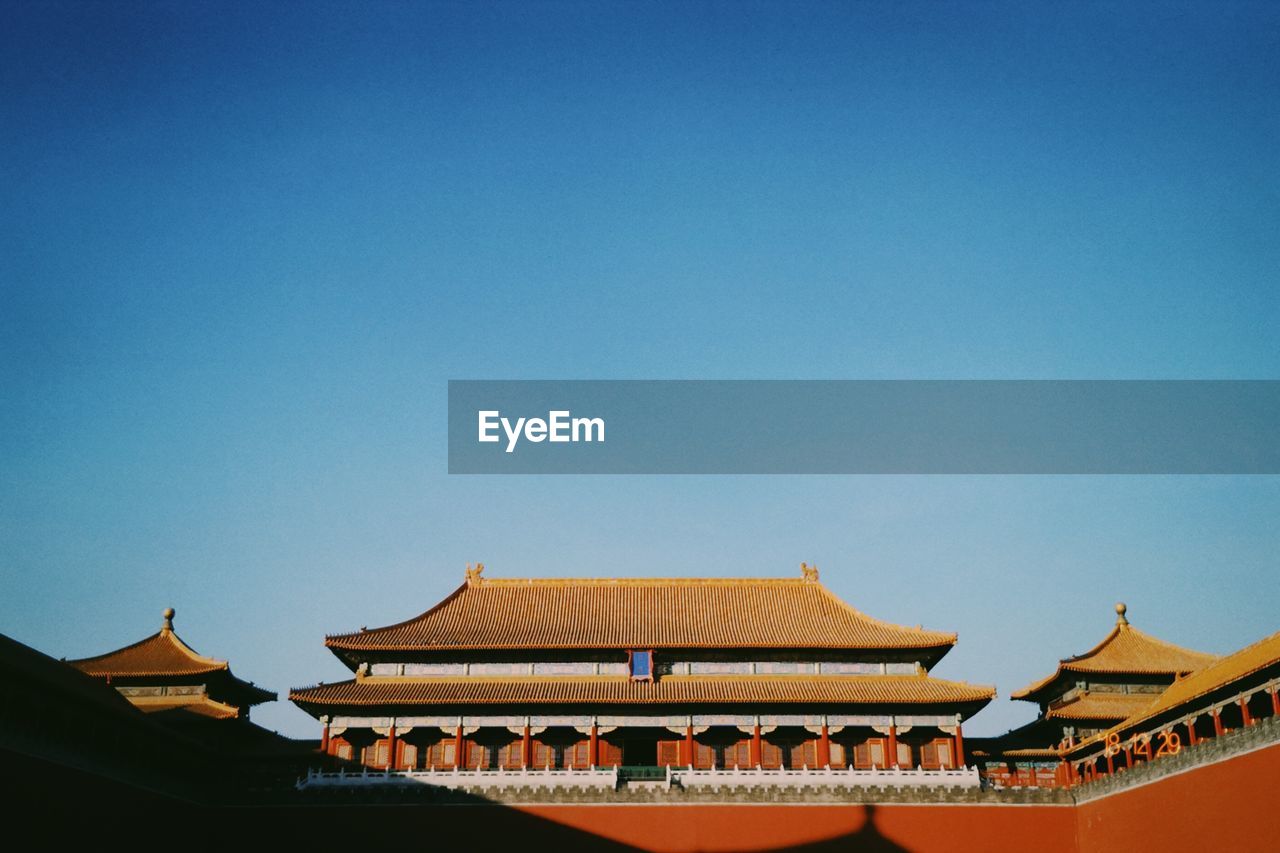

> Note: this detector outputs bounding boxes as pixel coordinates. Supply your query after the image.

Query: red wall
[1076,741,1280,853]
[519,803,1077,853]
[514,744,1280,852]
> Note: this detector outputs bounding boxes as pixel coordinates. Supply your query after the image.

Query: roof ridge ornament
[465,562,486,585]
[1115,602,1128,626]
[800,562,819,583]
[162,607,175,632]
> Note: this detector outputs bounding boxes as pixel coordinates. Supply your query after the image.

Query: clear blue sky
[2,1,1277,738]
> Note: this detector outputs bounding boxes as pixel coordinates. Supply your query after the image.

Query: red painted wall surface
[518,803,1078,853]
[1076,741,1280,853]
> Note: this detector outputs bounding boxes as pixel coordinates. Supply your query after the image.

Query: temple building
[977,602,1217,786]
[67,608,275,723]
[290,564,993,775]
[1067,626,1280,784]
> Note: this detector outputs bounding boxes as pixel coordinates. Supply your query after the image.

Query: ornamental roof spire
[1011,601,1217,702]
[162,606,175,632]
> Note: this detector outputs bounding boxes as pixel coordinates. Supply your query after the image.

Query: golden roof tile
[68,609,229,678]
[1043,691,1154,721]
[997,747,1063,758]
[1011,603,1217,701]
[67,608,275,706]
[129,693,241,720]
[326,566,957,653]
[290,673,994,708]
[1107,629,1280,734]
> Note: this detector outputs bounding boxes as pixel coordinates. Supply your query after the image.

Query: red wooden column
[454,724,466,769]
[1185,720,1198,747]
[1105,748,1114,776]
[818,724,832,768]
[521,725,531,768]
[386,723,398,770]
[588,724,599,767]
[886,725,898,768]
[1240,697,1254,727]
[320,718,331,754]
[953,722,965,768]
[684,724,695,767]
[1212,708,1224,737]
[1270,689,1280,718]
[750,723,762,767]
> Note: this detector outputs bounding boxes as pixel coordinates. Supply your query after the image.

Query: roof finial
[162,607,175,631]
[1115,602,1128,626]
[800,562,819,582]
[465,562,485,585]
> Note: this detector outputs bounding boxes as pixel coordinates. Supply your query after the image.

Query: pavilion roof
[1011,603,1217,702]
[997,747,1062,759]
[290,672,993,712]
[1043,691,1153,722]
[67,609,275,706]
[129,693,242,720]
[325,564,957,657]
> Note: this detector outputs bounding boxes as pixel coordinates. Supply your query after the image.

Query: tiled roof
[290,674,994,709]
[326,569,956,653]
[69,628,228,678]
[130,694,241,720]
[1111,629,1280,733]
[998,747,1062,758]
[67,610,275,707]
[1012,606,1217,701]
[1043,692,1154,721]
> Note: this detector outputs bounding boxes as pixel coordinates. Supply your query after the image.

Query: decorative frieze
[115,684,207,697]
[372,660,922,678]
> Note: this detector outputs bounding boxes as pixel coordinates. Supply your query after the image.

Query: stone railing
[297,766,619,792]
[1071,714,1280,803]
[671,765,981,790]
[297,764,982,793]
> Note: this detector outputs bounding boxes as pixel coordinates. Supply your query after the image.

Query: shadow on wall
[765,805,909,852]
[7,754,913,853]
[224,800,911,851]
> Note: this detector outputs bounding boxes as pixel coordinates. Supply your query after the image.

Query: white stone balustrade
[671,765,981,790]
[298,766,620,792]
[298,764,980,792]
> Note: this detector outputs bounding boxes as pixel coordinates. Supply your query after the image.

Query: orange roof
[1107,629,1280,734]
[1043,692,1154,721]
[1012,603,1217,701]
[326,565,956,654]
[290,673,993,709]
[998,747,1062,759]
[67,608,274,707]
[129,694,241,720]
[69,616,229,678]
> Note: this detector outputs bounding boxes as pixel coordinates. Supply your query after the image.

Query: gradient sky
[2,1,1277,738]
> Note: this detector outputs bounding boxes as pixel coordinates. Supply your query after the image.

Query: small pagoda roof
[130,693,242,720]
[290,672,994,712]
[1043,692,1153,722]
[997,747,1062,759]
[325,564,957,660]
[1011,603,1217,702]
[67,608,275,707]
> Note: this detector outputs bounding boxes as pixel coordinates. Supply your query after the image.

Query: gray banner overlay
[447,381,1279,474]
